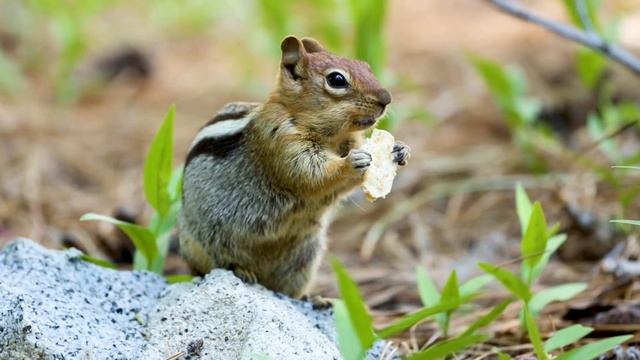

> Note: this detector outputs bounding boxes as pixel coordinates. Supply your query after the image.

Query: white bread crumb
[361,129,397,202]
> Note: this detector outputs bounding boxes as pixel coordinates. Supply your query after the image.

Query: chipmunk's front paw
[392,141,411,166]
[349,149,372,172]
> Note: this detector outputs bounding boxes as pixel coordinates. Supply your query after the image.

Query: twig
[485,0,640,76]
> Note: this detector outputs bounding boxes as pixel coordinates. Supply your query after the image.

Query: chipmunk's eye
[326,72,349,88]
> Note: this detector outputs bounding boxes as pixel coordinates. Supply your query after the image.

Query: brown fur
[179,35,407,302]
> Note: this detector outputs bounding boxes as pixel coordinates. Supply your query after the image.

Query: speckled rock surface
[0,239,393,359]
[141,270,343,360]
[0,238,166,360]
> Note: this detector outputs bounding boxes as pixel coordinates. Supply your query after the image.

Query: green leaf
[376,296,474,339]
[479,262,532,301]
[416,267,447,333]
[516,183,533,236]
[576,48,607,89]
[561,0,602,31]
[440,271,460,303]
[144,105,175,216]
[459,274,493,297]
[80,254,116,269]
[168,166,184,203]
[526,234,567,283]
[555,335,632,360]
[529,283,587,317]
[611,219,640,227]
[524,305,548,360]
[416,267,441,307]
[544,324,593,353]
[334,299,366,360]
[439,271,459,336]
[331,258,376,350]
[462,299,512,337]
[80,213,157,269]
[521,202,549,280]
[165,274,193,284]
[405,334,489,360]
[497,352,514,360]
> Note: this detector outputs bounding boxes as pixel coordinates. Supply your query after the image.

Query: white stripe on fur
[189,117,250,151]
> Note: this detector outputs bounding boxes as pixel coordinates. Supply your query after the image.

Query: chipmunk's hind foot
[229,264,258,284]
[300,295,334,310]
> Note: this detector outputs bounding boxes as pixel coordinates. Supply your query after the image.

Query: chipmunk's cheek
[352,116,376,129]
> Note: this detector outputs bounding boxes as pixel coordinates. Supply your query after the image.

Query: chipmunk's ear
[301,37,324,53]
[281,36,307,80]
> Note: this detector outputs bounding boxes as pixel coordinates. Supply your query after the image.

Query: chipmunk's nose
[373,88,391,107]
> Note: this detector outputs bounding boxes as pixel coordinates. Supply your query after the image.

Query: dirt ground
[2,0,640,357]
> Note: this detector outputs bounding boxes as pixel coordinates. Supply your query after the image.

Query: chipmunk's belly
[181,152,331,270]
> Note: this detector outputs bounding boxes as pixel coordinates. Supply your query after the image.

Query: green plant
[416,268,494,337]
[81,105,183,274]
[479,183,629,359]
[24,0,114,103]
[469,55,550,171]
[469,55,541,133]
[560,0,640,166]
[333,257,507,360]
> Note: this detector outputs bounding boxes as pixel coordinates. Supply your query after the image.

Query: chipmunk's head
[274,35,391,136]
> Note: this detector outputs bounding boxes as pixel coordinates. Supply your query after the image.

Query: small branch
[486,0,640,76]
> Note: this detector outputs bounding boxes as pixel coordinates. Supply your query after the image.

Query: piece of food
[361,129,397,202]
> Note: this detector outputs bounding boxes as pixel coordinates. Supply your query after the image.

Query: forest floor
[2,1,640,358]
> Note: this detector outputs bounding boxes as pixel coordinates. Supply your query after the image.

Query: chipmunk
[179,36,410,305]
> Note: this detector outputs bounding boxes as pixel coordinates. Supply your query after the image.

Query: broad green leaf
[331,258,376,350]
[497,352,514,360]
[168,166,184,203]
[521,202,549,280]
[416,267,447,333]
[555,335,632,360]
[440,271,460,303]
[462,299,512,337]
[479,263,532,301]
[439,271,459,336]
[165,274,194,284]
[144,105,175,216]
[459,274,493,297]
[544,324,593,353]
[529,283,587,316]
[576,48,607,89]
[405,334,489,360]
[515,183,532,235]
[334,300,366,360]
[80,213,157,268]
[416,267,440,307]
[514,97,541,124]
[80,254,116,269]
[526,234,567,283]
[612,166,640,171]
[470,55,514,110]
[611,219,640,227]
[524,306,548,360]
[376,296,474,338]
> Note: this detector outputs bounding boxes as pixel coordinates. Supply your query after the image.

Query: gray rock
[0,239,393,360]
[140,271,342,360]
[0,238,166,360]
